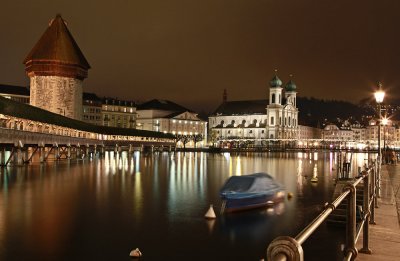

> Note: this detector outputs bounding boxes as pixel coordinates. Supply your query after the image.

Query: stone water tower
[23,14,90,120]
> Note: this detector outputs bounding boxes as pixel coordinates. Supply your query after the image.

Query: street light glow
[374,90,385,103]
[382,117,389,126]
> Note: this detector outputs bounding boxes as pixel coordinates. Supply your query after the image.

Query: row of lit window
[172,120,204,125]
[103,105,135,113]
[83,115,101,120]
[171,131,199,135]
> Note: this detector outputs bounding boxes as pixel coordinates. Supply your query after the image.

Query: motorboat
[220,172,285,213]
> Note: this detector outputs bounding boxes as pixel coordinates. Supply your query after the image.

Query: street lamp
[374,83,385,198]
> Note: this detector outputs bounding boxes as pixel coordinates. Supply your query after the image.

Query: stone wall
[30,76,83,120]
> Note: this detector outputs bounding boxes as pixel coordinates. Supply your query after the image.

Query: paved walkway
[356,164,400,261]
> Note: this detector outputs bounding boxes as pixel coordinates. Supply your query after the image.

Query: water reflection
[0,151,375,260]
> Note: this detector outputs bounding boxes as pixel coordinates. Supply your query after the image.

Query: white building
[266,75,299,139]
[136,99,207,147]
[209,74,307,147]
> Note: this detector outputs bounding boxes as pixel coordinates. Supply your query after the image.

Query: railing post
[360,172,372,254]
[370,167,376,225]
[344,184,358,260]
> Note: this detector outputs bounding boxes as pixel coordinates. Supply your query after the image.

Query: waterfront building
[0,84,29,104]
[136,99,207,147]
[23,15,90,120]
[321,124,354,148]
[298,125,322,142]
[102,98,136,128]
[209,74,302,147]
[82,92,102,126]
[208,99,268,147]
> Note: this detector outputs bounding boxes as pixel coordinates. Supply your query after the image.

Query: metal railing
[267,163,378,261]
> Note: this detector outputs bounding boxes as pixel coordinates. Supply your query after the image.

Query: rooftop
[211,100,269,116]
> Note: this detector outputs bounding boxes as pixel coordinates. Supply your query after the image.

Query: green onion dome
[270,75,282,87]
[285,80,297,92]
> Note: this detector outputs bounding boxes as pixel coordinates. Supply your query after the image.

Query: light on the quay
[374,89,385,104]
[382,117,388,126]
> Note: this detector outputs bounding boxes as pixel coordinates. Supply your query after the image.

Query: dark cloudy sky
[1,0,400,112]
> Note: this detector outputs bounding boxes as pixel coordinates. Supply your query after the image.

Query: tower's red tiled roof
[23,14,90,80]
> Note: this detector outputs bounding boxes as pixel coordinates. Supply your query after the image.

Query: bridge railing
[267,163,377,261]
[0,127,174,147]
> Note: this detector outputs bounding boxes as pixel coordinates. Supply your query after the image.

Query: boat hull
[222,192,284,213]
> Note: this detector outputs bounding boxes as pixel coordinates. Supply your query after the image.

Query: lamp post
[374,83,385,198]
[382,117,388,163]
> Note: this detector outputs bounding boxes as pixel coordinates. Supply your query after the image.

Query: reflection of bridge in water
[0,96,176,166]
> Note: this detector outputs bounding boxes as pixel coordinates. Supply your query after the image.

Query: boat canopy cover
[220,173,282,195]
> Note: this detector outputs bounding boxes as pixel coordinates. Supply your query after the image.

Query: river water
[0,151,372,260]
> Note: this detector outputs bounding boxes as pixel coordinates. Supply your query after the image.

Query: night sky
[1,0,400,112]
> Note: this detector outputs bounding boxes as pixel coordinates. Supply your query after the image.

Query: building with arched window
[208,74,302,147]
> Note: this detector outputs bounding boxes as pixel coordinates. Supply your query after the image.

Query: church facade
[208,74,299,147]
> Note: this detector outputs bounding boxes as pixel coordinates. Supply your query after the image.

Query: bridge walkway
[356,164,400,261]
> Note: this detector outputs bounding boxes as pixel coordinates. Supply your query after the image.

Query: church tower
[283,77,299,139]
[23,14,90,120]
[266,73,283,139]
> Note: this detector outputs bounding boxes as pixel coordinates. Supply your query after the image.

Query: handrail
[267,163,377,261]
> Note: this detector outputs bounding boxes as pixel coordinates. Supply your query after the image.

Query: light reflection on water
[0,151,375,260]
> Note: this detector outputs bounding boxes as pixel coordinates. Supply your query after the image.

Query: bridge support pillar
[129,144,133,155]
[55,146,60,160]
[39,146,45,163]
[23,148,29,164]
[77,145,81,159]
[85,145,90,159]
[0,148,6,165]
[151,145,154,153]
[14,146,23,166]
[67,145,71,159]
[114,144,118,157]
[100,145,105,156]
[140,145,144,152]
[169,145,172,152]
[93,145,97,158]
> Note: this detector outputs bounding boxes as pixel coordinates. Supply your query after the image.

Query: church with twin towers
[208,73,301,147]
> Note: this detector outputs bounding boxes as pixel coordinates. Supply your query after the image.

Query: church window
[270,134,274,139]
[272,94,276,103]
[262,130,265,133]
[285,118,287,125]
[279,94,281,104]
[279,117,282,125]
[289,116,291,126]
[249,130,253,133]
[228,130,231,134]
[270,116,274,125]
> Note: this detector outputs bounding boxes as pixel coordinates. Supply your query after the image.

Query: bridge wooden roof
[0,96,174,139]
